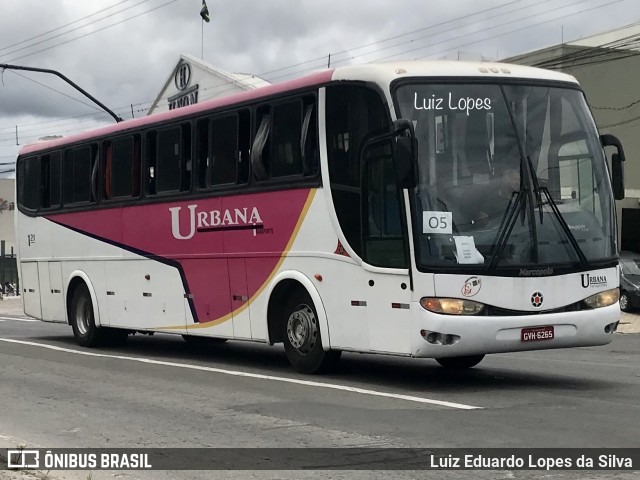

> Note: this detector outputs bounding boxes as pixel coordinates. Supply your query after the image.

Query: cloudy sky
[0,0,637,177]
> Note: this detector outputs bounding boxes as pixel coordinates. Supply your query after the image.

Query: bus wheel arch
[66,276,105,347]
[66,272,102,328]
[265,274,341,374]
[266,272,331,352]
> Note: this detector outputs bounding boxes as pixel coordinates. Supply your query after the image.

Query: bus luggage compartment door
[21,261,42,319]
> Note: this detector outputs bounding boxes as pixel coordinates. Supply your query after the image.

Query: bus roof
[332,60,578,85]
[19,60,578,156]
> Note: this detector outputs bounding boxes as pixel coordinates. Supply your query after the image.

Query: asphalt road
[0,310,638,480]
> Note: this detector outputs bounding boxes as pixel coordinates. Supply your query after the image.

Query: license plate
[521,326,554,342]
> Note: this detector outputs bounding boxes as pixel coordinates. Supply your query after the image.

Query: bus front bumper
[411,303,620,358]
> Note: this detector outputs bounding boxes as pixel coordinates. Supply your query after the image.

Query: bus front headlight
[583,288,620,309]
[420,297,485,315]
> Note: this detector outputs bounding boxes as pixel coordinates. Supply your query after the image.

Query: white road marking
[0,316,38,322]
[0,338,482,410]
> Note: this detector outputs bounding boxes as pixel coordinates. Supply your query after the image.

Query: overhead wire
[4,0,180,64]
[0,0,136,55]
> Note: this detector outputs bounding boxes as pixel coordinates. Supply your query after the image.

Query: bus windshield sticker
[423,211,452,234]
[453,236,484,264]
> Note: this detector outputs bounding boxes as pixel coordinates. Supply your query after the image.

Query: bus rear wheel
[283,291,340,374]
[435,355,485,369]
[70,283,105,347]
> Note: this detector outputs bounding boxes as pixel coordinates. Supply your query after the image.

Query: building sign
[168,62,199,110]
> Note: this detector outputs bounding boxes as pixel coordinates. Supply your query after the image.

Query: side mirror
[392,120,417,189]
[600,134,625,200]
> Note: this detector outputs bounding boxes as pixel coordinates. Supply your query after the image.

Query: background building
[0,179,16,253]
[146,53,270,115]
[505,22,640,252]
[0,178,17,291]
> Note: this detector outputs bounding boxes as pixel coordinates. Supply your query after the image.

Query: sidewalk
[618,311,640,334]
[0,296,26,317]
[1,295,638,332]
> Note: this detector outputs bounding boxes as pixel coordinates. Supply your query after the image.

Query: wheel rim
[620,293,628,311]
[286,304,318,355]
[75,296,91,336]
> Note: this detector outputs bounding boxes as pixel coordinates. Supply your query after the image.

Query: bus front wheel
[70,283,105,347]
[283,291,340,374]
[435,355,485,369]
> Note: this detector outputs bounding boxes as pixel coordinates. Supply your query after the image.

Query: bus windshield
[394,82,616,271]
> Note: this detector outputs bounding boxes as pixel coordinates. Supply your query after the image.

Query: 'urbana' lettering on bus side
[170,204,263,240]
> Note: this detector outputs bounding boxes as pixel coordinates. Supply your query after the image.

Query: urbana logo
[519,268,554,277]
[170,204,263,240]
[581,273,608,289]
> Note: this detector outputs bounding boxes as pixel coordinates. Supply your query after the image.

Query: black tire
[283,290,340,374]
[619,291,631,312]
[182,335,228,346]
[435,354,485,369]
[70,283,105,347]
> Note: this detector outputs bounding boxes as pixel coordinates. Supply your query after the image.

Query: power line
[0,0,134,54]
[390,0,618,61]
[599,113,640,128]
[5,70,102,112]
[324,0,563,65]
[5,0,180,64]
[593,99,640,113]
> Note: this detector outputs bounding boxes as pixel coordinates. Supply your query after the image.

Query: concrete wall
[506,45,640,252]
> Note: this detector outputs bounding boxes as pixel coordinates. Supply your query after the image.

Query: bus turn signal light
[420,297,484,315]
[584,288,619,309]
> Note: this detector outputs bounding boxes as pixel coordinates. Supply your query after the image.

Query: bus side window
[146,131,157,195]
[326,85,390,258]
[198,110,251,189]
[251,107,271,181]
[63,144,97,204]
[19,156,39,211]
[150,124,191,194]
[108,135,140,199]
[40,152,61,209]
[271,100,303,177]
[301,98,319,176]
[103,141,113,199]
[238,110,251,184]
[210,115,239,186]
[196,118,210,189]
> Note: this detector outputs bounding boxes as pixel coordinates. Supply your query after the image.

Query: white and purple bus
[15,61,625,373]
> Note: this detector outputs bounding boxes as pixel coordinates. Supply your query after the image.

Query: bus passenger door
[364,270,412,355]
[362,141,412,354]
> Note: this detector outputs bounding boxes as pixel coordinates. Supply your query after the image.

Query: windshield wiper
[538,186,588,265]
[526,155,544,223]
[488,186,528,270]
[523,155,587,264]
